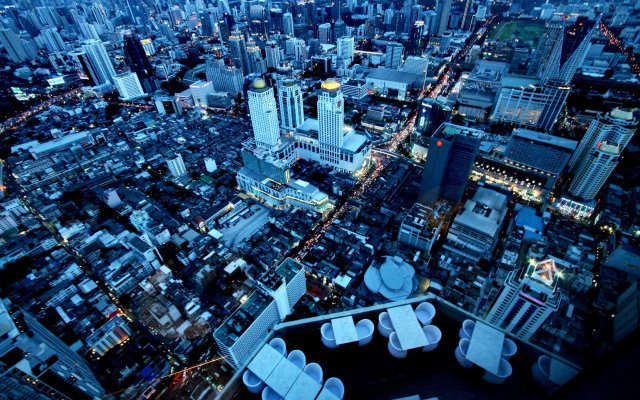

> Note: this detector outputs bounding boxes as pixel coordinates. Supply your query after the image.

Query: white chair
[531,355,553,388]
[356,319,374,346]
[387,332,407,359]
[458,319,476,340]
[262,386,282,400]
[483,358,513,384]
[421,325,442,352]
[269,337,287,357]
[321,322,337,348]
[323,377,345,400]
[501,338,517,360]
[415,302,436,326]
[242,370,265,394]
[287,349,306,370]
[377,311,394,338]
[455,338,474,369]
[304,362,323,384]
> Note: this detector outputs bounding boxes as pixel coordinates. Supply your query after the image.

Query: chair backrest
[325,377,345,398]
[498,359,513,378]
[463,319,476,332]
[321,322,334,338]
[379,311,391,326]
[287,349,306,368]
[502,338,517,354]
[357,318,374,333]
[269,338,286,355]
[390,332,401,348]
[423,325,442,342]
[459,338,470,355]
[538,355,551,373]
[303,362,323,383]
[417,302,435,315]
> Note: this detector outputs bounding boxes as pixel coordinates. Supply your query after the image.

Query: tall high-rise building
[167,153,187,177]
[248,78,281,148]
[434,0,452,36]
[318,79,345,163]
[189,80,215,107]
[39,27,68,52]
[416,99,449,136]
[540,16,598,85]
[419,124,479,205]
[213,259,307,369]
[286,37,307,68]
[80,39,117,85]
[460,0,474,31]
[278,79,305,131]
[246,39,266,75]
[206,51,244,95]
[0,299,106,398]
[124,33,156,92]
[385,42,403,69]
[496,16,599,131]
[318,23,332,44]
[443,187,508,262]
[491,77,571,131]
[114,71,145,100]
[265,40,282,69]
[567,109,637,200]
[283,11,294,36]
[486,259,562,341]
[527,17,564,78]
[0,28,29,62]
[228,30,250,74]
[337,36,355,65]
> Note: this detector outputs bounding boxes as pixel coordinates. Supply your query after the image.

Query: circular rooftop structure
[364,256,416,301]
[321,79,341,91]
[252,78,267,89]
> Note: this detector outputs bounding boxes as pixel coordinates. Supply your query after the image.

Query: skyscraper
[567,109,637,200]
[80,39,117,85]
[486,259,562,341]
[385,43,403,69]
[460,0,474,31]
[124,33,156,92]
[416,99,449,136]
[283,12,294,36]
[167,153,187,177]
[265,40,282,69]
[0,28,29,62]
[248,79,281,148]
[318,79,345,163]
[435,0,452,36]
[418,124,480,205]
[213,259,306,369]
[337,36,355,66]
[495,16,598,131]
[228,30,250,74]
[318,23,332,44]
[278,79,305,131]
[541,16,598,85]
[0,299,105,399]
[114,72,145,100]
[246,39,266,74]
[39,27,68,52]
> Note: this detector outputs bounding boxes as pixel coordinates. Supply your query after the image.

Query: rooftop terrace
[224,296,581,400]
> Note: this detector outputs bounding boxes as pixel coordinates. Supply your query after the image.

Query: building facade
[213,259,307,369]
[278,79,305,131]
[486,259,562,341]
[568,109,637,200]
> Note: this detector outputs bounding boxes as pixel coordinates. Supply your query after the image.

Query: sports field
[488,20,546,45]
